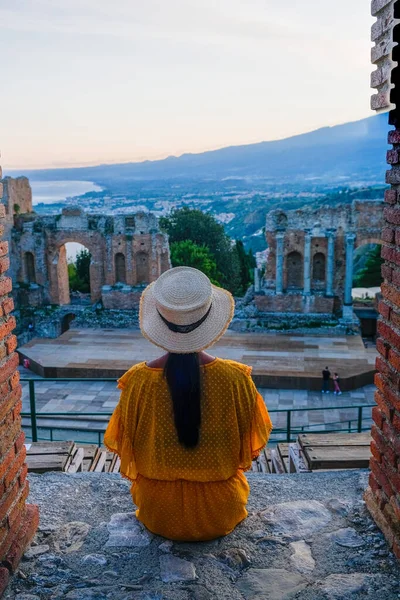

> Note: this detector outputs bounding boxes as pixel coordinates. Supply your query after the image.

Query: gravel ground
[3,470,400,600]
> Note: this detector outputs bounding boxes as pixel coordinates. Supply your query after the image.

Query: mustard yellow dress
[104,358,272,541]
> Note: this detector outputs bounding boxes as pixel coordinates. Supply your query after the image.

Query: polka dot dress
[104,358,273,541]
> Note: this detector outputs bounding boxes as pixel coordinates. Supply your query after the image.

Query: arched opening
[50,242,92,306]
[115,253,126,284]
[24,252,36,283]
[312,252,326,284]
[352,242,383,341]
[136,252,149,284]
[286,251,303,289]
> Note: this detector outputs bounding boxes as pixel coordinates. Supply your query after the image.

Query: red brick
[371,439,383,463]
[5,335,17,355]
[0,567,10,597]
[395,229,400,246]
[0,277,12,297]
[18,463,28,487]
[4,503,39,572]
[385,188,398,204]
[376,488,389,511]
[0,480,25,523]
[384,206,400,225]
[12,399,22,422]
[381,245,395,262]
[0,297,14,316]
[382,264,393,282]
[378,319,400,351]
[0,257,10,275]
[373,406,385,430]
[391,310,400,330]
[0,353,19,385]
[0,386,21,425]
[4,447,26,490]
[0,316,16,341]
[375,390,394,421]
[369,472,381,494]
[388,348,400,372]
[379,300,391,319]
[389,130,400,145]
[0,445,15,482]
[10,371,20,390]
[14,431,25,454]
[0,241,8,257]
[7,483,29,530]
[377,337,390,359]
[392,411,400,434]
[387,150,400,164]
[382,227,395,243]
[370,456,394,499]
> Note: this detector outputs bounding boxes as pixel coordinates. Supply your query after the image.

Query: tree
[170,240,222,285]
[353,245,383,287]
[160,207,241,294]
[68,249,91,293]
[235,240,256,294]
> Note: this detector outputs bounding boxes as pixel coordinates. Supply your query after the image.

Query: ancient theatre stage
[19,329,377,390]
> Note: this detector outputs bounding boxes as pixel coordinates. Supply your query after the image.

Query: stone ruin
[255,200,384,321]
[0,176,171,310]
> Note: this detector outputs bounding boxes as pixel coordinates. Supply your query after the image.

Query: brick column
[275,232,284,294]
[365,0,400,561]
[326,230,335,297]
[303,230,312,295]
[0,187,39,595]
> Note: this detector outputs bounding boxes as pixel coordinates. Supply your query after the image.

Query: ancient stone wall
[0,169,39,596]
[365,0,400,560]
[258,200,384,318]
[371,0,398,111]
[8,204,171,309]
[0,177,32,221]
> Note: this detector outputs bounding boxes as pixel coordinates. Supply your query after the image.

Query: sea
[30,180,102,205]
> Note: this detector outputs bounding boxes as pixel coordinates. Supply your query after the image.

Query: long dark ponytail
[164,353,201,448]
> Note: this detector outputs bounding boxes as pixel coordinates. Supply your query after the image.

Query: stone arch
[24,251,36,283]
[115,253,126,284]
[47,233,104,305]
[286,251,303,289]
[136,252,149,284]
[312,252,326,283]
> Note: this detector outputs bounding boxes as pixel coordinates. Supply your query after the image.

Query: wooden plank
[81,444,99,472]
[94,451,107,472]
[277,443,289,473]
[111,457,121,473]
[25,441,74,455]
[63,444,77,472]
[67,448,85,474]
[26,455,66,473]
[264,449,272,474]
[109,454,118,473]
[298,432,371,449]
[289,442,311,473]
[259,450,269,474]
[304,445,371,470]
[89,448,102,472]
[270,448,285,474]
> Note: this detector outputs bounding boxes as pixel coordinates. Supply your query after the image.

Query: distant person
[104,267,273,541]
[322,366,331,393]
[333,373,342,395]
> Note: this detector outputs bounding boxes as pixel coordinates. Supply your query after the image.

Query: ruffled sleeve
[103,364,143,482]
[239,385,273,471]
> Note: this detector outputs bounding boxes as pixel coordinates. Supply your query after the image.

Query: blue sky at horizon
[1,0,374,170]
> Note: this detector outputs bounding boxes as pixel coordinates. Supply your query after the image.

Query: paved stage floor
[19,328,377,390]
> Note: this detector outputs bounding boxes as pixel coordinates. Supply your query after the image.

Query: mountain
[7,113,390,186]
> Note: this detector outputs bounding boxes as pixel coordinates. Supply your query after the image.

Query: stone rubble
[2,471,400,600]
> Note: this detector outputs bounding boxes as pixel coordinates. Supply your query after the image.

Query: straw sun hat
[139,266,235,354]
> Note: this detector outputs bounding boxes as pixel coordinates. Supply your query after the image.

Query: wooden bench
[290,432,371,472]
[25,442,121,475]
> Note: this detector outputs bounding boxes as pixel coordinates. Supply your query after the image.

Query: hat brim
[139,281,235,354]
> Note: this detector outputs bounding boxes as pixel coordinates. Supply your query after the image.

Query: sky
[1,0,374,170]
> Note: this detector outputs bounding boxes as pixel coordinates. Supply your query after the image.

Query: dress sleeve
[239,389,273,471]
[103,368,139,482]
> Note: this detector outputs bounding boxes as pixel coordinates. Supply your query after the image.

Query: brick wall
[0,174,39,596]
[366,0,400,560]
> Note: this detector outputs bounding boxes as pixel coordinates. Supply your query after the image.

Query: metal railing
[21,378,375,445]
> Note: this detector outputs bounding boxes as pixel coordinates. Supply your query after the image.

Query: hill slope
[9,113,389,186]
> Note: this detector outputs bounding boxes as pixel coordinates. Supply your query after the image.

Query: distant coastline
[30,180,103,205]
